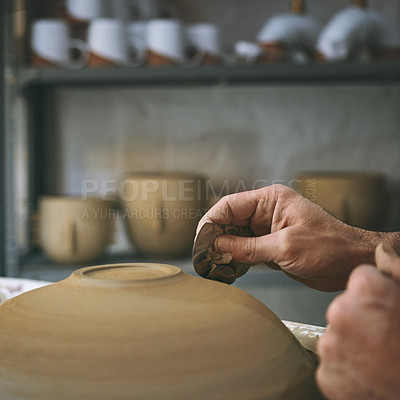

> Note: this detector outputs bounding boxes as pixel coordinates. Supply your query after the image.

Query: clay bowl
[120,173,208,259]
[295,171,388,230]
[0,263,322,400]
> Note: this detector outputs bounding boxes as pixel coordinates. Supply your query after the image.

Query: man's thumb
[375,243,400,283]
[215,234,279,265]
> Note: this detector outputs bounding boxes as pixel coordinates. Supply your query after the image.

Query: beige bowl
[38,196,114,264]
[295,172,388,230]
[0,263,322,400]
[120,173,208,258]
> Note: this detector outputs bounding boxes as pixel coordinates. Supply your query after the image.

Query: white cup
[146,19,184,63]
[65,0,106,22]
[88,18,144,66]
[186,23,221,57]
[31,19,89,68]
[146,19,203,66]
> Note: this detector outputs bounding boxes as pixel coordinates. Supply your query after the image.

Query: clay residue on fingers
[199,249,236,284]
[193,223,254,284]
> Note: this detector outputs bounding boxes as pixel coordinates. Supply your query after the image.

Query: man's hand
[317,244,400,400]
[199,185,381,291]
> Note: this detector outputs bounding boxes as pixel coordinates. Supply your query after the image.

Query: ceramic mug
[37,196,114,264]
[295,172,388,230]
[31,19,89,68]
[88,18,145,67]
[146,19,203,66]
[186,23,221,65]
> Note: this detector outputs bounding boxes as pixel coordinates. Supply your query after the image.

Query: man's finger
[346,263,400,304]
[196,192,256,235]
[197,185,286,235]
[375,243,400,283]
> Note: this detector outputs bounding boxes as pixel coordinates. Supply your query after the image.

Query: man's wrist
[380,232,400,254]
[352,229,400,264]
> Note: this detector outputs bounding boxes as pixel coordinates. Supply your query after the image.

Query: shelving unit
[0,1,5,277]
[17,61,400,89]
[3,0,400,279]
[6,59,400,279]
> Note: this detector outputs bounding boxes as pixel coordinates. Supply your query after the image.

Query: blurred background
[1,0,400,325]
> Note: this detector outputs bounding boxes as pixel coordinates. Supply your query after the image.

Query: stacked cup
[88,18,146,67]
[186,23,221,65]
[146,20,221,66]
[31,0,222,69]
[31,19,89,68]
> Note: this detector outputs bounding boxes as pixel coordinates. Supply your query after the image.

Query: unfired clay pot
[121,173,207,258]
[296,172,388,230]
[0,263,322,400]
[38,196,114,264]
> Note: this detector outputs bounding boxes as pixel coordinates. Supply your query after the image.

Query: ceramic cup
[31,19,89,68]
[295,172,388,230]
[38,196,114,264]
[146,19,203,66]
[64,0,106,22]
[88,18,145,67]
[186,23,221,65]
[120,173,207,258]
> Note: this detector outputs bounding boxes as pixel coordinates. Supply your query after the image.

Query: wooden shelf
[17,61,400,89]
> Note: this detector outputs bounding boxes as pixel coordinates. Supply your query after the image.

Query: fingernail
[215,236,232,252]
[381,243,399,258]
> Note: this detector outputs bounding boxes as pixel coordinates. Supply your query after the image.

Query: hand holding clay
[317,244,400,400]
[197,185,399,291]
[193,223,254,284]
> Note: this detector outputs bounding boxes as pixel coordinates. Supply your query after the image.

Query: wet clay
[0,263,323,400]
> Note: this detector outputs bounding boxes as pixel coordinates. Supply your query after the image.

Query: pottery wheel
[192,223,254,284]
